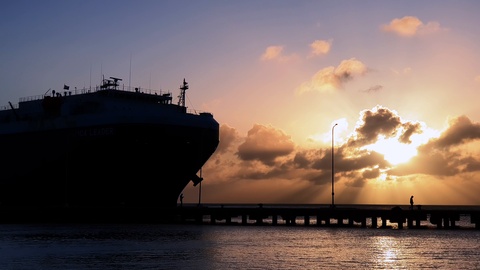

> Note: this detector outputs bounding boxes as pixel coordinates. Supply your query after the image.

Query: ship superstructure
[0,77,219,216]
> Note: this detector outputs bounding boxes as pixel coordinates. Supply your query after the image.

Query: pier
[176,205,480,230]
[0,205,479,229]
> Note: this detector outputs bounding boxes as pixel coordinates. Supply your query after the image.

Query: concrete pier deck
[0,205,479,229]
[176,204,480,229]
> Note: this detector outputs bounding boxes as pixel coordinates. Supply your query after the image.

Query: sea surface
[0,205,479,270]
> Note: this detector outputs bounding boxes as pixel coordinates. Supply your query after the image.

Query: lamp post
[198,168,203,206]
[331,123,338,208]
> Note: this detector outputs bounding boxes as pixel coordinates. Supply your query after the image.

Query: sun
[364,137,418,165]
[362,124,440,166]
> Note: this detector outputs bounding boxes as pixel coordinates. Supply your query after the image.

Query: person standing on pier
[410,195,414,210]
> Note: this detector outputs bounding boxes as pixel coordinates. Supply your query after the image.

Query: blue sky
[2,0,480,205]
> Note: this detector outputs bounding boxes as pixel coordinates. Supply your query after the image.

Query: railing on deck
[2,85,173,111]
[1,85,212,116]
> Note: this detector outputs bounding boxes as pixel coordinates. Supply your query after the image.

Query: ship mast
[178,78,188,107]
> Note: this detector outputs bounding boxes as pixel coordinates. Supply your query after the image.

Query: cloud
[335,58,368,80]
[362,85,383,93]
[390,115,480,176]
[399,122,422,144]
[261,46,284,61]
[216,124,239,154]
[200,108,480,204]
[335,147,390,173]
[362,168,381,179]
[296,58,368,94]
[381,16,446,37]
[424,115,480,150]
[348,106,404,146]
[309,39,332,57]
[340,109,480,179]
[260,45,299,63]
[237,124,295,166]
[293,151,311,168]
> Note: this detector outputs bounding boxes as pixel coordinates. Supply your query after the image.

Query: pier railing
[175,205,480,230]
[1,205,478,228]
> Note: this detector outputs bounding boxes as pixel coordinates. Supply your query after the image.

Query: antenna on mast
[178,78,189,107]
[89,63,92,92]
[129,52,132,91]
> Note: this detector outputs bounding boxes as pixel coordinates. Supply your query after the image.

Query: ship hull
[0,122,218,213]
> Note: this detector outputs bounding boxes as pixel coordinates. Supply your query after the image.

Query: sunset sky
[2,0,480,205]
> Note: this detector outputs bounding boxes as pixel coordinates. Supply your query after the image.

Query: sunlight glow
[364,126,439,166]
[364,137,417,165]
[319,118,349,144]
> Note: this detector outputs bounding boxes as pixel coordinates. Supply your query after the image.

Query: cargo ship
[0,76,219,222]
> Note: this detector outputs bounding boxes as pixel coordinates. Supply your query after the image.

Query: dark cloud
[463,156,480,172]
[304,170,331,185]
[347,106,423,147]
[293,151,311,168]
[293,148,328,169]
[428,115,480,150]
[237,124,295,166]
[362,168,381,179]
[336,148,389,172]
[303,145,388,185]
[399,122,422,144]
[348,106,402,146]
[362,85,383,93]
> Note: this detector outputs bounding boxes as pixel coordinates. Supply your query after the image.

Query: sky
[2,0,480,206]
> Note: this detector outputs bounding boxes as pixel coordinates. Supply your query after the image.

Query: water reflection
[373,236,405,268]
[0,224,479,269]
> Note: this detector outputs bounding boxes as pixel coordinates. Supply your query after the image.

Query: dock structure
[0,205,478,228]
[176,205,480,230]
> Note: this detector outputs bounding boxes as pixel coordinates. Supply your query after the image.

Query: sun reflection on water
[190,224,480,269]
[375,236,401,265]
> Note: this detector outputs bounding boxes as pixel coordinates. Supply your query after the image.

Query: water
[1,223,479,269]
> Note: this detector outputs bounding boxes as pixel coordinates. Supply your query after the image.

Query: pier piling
[3,205,477,229]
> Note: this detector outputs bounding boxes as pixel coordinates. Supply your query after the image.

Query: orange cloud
[381,16,445,37]
[261,45,284,61]
[199,108,480,204]
[260,45,299,63]
[237,124,295,166]
[216,124,239,154]
[296,58,368,94]
[309,39,332,57]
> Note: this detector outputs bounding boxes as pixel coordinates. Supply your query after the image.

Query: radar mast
[178,78,188,107]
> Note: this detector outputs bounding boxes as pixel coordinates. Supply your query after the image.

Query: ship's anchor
[191,174,203,186]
